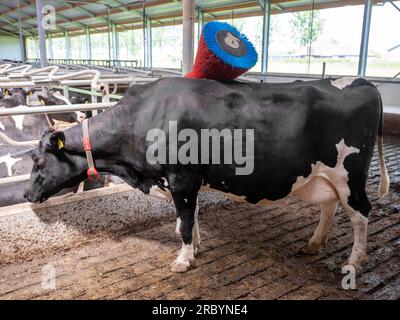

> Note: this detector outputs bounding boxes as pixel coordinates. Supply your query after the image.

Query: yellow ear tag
[40,99,45,106]
[57,138,64,149]
[29,92,32,96]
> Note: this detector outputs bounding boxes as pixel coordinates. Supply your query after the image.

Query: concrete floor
[0,136,399,300]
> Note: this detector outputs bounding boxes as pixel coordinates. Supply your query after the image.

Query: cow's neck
[64,111,122,169]
[63,110,143,186]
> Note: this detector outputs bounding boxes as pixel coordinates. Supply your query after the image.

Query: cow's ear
[49,131,65,150]
[37,95,48,106]
[25,89,35,96]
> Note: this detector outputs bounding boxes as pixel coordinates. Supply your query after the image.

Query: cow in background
[0,88,34,108]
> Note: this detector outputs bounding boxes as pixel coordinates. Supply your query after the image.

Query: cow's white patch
[0,153,22,176]
[162,177,169,187]
[11,115,25,131]
[290,139,359,204]
[148,185,172,200]
[0,121,4,130]
[175,217,181,236]
[330,77,359,90]
[170,243,194,273]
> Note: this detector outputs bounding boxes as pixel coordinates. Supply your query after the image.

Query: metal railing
[26,58,140,69]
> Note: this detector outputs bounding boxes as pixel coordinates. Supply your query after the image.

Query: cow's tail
[377,94,390,198]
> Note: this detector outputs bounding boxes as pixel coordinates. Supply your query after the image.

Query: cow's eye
[32,154,44,168]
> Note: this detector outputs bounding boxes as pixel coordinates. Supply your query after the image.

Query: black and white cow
[0,88,34,108]
[23,77,389,273]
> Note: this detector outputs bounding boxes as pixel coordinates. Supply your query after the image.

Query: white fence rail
[0,102,116,116]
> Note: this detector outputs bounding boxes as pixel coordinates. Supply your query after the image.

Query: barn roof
[0,0,382,38]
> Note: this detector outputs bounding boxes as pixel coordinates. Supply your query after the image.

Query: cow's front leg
[170,190,199,273]
[175,200,200,253]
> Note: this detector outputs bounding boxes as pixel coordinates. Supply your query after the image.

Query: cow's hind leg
[293,176,339,254]
[346,209,368,271]
[339,186,370,272]
[303,200,339,254]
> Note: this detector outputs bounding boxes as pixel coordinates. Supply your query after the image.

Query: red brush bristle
[185,36,247,80]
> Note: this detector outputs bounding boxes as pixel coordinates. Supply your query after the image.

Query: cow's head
[38,95,86,123]
[24,129,86,203]
[11,88,34,105]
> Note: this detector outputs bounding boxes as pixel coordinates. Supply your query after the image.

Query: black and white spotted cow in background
[0,88,34,109]
[23,77,389,273]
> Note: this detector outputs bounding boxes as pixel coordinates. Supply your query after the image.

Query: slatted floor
[0,136,399,300]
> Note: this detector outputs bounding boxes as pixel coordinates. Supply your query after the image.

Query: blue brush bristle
[202,21,258,69]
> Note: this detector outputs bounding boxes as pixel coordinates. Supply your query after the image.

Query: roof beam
[0,27,20,37]
[8,0,96,25]
[0,0,31,16]
[201,0,301,14]
[0,2,34,36]
[107,0,144,19]
[65,0,174,24]
[61,1,129,31]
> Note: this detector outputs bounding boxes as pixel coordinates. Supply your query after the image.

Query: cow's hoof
[347,256,367,273]
[342,262,363,274]
[170,259,190,273]
[299,243,319,255]
[321,236,329,247]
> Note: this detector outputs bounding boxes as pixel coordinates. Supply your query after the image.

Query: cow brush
[185,21,258,81]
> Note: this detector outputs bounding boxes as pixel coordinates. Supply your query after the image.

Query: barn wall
[0,36,22,61]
